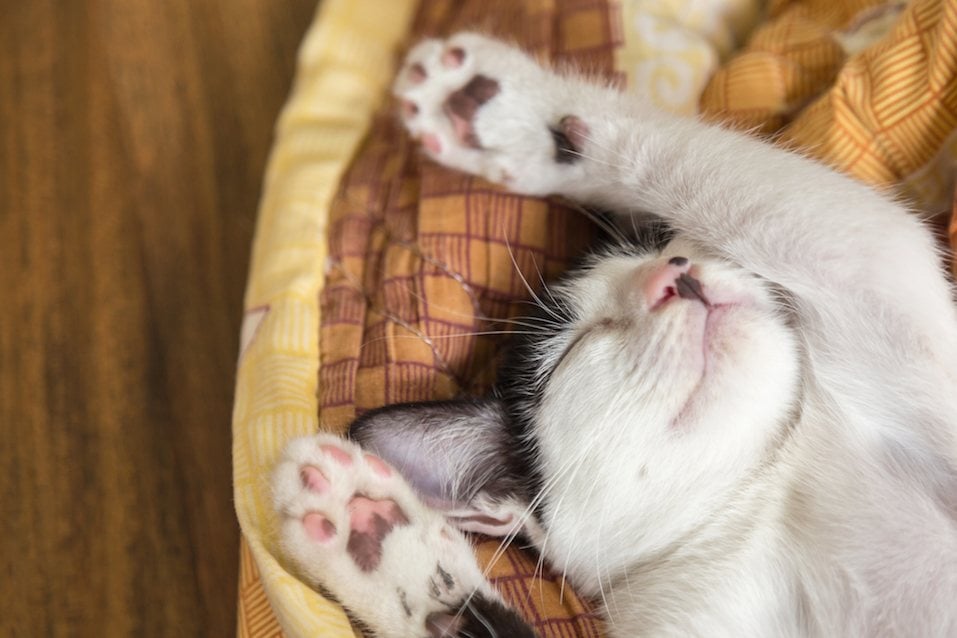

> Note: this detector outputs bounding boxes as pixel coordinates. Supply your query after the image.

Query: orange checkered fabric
[701,0,886,133]
[702,0,957,214]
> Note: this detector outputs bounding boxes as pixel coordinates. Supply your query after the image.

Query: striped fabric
[701,0,957,214]
[700,0,884,132]
[233,1,418,636]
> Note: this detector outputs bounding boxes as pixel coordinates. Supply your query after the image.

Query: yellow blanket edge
[232,1,418,635]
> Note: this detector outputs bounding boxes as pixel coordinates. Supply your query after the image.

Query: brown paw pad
[346,495,411,572]
[443,75,500,148]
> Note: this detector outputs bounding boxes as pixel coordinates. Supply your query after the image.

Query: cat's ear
[348,398,529,537]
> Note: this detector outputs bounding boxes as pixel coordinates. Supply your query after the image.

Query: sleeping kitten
[272,33,957,637]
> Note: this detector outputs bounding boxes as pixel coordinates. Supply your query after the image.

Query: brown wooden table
[0,1,319,634]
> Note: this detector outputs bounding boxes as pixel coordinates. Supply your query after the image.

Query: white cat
[272,33,957,637]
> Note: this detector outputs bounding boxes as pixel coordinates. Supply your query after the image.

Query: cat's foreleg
[395,33,950,314]
[272,434,536,638]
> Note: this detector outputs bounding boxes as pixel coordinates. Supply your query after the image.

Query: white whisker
[465,599,498,638]
[500,226,566,325]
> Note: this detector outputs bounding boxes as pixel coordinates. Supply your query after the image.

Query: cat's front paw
[273,433,536,638]
[394,33,590,196]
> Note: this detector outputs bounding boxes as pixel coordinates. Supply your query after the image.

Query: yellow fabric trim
[233,1,418,635]
[616,0,761,114]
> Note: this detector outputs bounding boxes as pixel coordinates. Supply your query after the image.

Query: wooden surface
[0,1,319,635]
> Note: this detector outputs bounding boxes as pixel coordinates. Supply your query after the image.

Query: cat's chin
[657,277,797,437]
[664,302,739,428]
[701,302,742,363]
[668,282,752,377]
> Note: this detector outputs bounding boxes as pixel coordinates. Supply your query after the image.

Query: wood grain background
[0,1,319,634]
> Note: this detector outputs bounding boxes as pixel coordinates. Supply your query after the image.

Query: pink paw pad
[320,443,353,466]
[442,46,465,68]
[423,133,442,154]
[364,453,393,477]
[558,115,590,154]
[408,62,427,83]
[401,100,418,118]
[300,465,330,493]
[303,512,336,542]
[346,495,410,572]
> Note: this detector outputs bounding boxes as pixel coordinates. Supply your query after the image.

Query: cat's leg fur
[273,433,535,638]
[394,32,957,634]
[396,31,957,462]
[395,33,955,330]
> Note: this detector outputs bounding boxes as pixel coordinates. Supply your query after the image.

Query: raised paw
[394,32,593,196]
[273,433,536,638]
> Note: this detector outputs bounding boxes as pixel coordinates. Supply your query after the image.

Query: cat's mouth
[669,301,737,428]
[677,274,739,373]
[654,271,730,359]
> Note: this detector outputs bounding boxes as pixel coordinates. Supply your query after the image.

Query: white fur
[273,434,501,638]
[277,33,957,637]
[399,33,957,636]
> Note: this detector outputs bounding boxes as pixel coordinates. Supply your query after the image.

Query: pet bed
[233,0,957,635]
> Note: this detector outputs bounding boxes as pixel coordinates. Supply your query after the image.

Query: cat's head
[350,233,801,543]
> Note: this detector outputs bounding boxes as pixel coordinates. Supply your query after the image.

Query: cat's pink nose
[643,256,692,309]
